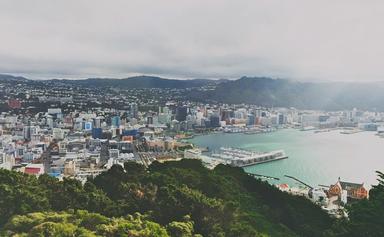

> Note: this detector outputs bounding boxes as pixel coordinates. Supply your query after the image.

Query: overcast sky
[1,0,384,81]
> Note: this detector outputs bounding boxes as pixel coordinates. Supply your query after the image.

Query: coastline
[188,128,382,188]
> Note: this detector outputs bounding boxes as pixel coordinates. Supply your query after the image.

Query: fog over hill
[0,74,28,82]
[199,77,384,111]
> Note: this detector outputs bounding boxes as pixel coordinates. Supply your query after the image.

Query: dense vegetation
[1,160,384,236]
[2,211,173,237]
[61,76,216,89]
[339,171,384,237]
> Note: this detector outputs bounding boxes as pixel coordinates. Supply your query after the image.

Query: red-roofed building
[23,164,44,176]
[25,167,41,175]
[277,183,290,191]
[8,99,21,109]
[328,178,368,201]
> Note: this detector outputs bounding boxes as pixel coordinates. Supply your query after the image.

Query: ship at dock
[208,147,288,167]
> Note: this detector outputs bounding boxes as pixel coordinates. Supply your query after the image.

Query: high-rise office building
[130,103,138,119]
[111,116,121,127]
[147,116,153,125]
[210,115,220,127]
[247,114,256,126]
[23,126,31,141]
[94,116,104,128]
[176,106,188,121]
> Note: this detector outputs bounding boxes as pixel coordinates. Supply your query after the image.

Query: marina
[223,126,277,134]
[209,147,288,167]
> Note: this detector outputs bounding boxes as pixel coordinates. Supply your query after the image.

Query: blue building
[122,129,138,137]
[111,116,121,127]
[84,121,93,131]
[176,106,188,122]
[247,114,255,126]
[210,115,220,128]
[92,128,103,139]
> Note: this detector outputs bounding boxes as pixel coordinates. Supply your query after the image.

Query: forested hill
[0,74,28,82]
[2,159,383,236]
[59,76,218,89]
[0,74,220,88]
[0,159,335,236]
[194,76,384,111]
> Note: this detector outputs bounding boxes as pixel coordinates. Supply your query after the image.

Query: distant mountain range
[55,76,222,89]
[2,73,384,110]
[199,76,384,111]
[0,74,28,82]
[0,74,221,88]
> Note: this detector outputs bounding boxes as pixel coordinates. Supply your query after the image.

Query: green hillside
[1,159,382,236]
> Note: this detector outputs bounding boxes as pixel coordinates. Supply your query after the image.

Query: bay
[189,129,384,188]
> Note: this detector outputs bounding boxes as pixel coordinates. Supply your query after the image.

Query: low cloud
[1,0,384,81]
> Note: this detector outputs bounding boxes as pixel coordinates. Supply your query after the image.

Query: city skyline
[2,1,384,236]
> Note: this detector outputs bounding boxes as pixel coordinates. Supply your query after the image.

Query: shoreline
[187,128,381,189]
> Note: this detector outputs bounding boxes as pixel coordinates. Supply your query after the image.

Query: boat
[314,129,331,133]
[209,147,288,167]
[378,133,384,138]
[300,126,316,131]
[243,130,261,135]
[340,129,361,134]
[243,127,276,135]
[223,127,245,133]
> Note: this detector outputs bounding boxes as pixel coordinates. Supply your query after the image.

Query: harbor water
[189,129,384,187]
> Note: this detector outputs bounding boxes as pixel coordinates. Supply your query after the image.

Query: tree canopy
[1,160,382,236]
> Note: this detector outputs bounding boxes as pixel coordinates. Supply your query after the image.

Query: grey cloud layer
[0,0,383,81]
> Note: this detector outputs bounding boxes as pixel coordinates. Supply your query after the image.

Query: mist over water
[190,129,384,188]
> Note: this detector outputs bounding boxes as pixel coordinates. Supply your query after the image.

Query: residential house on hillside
[328,178,368,203]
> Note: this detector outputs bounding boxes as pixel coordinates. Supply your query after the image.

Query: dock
[247,173,280,180]
[284,175,313,189]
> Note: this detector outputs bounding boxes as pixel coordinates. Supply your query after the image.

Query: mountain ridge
[2,73,384,110]
[0,74,29,82]
[197,76,384,110]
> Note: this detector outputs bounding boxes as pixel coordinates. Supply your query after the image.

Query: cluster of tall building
[1,102,384,182]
